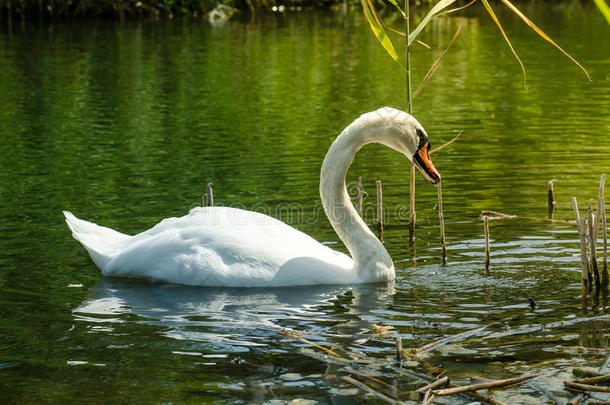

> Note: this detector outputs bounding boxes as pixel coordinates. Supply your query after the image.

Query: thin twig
[430,130,462,155]
[413,25,462,99]
[433,374,539,396]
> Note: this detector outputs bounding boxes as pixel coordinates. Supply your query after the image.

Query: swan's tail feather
[63,211,131,270]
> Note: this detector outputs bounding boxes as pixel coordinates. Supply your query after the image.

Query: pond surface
[1,4,609,403]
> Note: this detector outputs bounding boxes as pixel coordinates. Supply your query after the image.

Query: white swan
[64,107,441,287]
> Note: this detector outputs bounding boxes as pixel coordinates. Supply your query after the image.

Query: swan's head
[375,107,441,185]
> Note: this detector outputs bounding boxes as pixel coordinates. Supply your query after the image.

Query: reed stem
[405,0,416,237]
[599,174,607,286]
[438,180,446,265]
[588,202,600,287]
[484,216,490,272]
[572,197,589,294]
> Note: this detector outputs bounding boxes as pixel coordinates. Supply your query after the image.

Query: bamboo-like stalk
[416,376,450,393]
[564,381,610,392]
[588,202,600,287]
[356,176,363,217]
[599,174,607,286]
[432,374,539,396]
[438,180,446,265]
[602,196,608,286]
[377,180,383,240]
[406,0,416,237]
[484,216,490,271]
[572,197,590,294]
[206,183,214,207]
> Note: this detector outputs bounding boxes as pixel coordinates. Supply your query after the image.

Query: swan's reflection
[73,279,395,350]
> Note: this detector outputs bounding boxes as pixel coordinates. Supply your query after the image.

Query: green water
[1,4,609,403]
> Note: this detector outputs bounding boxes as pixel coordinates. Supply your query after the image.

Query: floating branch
[575,374,610,384]
[564,381,610,393]
[480,211,516,220]
[376,180,383,240]
[438,180,447,265]
[206,183,214,207]
[341,376,398,404]
[567,393,586,405]
[432,374,539,396]
[279,329,342,358]
[416,376,450,393]
[415,313,522,355]
[421,389,434,405]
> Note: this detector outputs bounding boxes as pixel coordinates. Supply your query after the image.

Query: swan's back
[66,207,354,287]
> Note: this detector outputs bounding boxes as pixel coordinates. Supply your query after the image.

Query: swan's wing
[103,207,353,287]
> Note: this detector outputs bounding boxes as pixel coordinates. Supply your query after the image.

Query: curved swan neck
[320,114,395,282]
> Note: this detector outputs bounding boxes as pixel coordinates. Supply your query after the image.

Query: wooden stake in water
[599,174,608,286]
[588,202,601,288]
[395,336,403,362]
[484,216,490,272]
[572,197,590,293]
[438,180,446,265]
[206,183,214,207]
[356,176,363,218]
[376,180,383,240]
[548,179,556,218]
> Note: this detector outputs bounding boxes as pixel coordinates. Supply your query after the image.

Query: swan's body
[65,107,440,287]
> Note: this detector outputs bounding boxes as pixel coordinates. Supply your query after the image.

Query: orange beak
[413,142,441,185]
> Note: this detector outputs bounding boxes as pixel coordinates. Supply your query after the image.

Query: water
[1,4,609,403]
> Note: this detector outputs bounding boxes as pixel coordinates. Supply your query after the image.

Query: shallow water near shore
[1,4,609,403]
